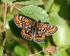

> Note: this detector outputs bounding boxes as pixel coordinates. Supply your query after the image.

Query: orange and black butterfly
[13,14,58,42]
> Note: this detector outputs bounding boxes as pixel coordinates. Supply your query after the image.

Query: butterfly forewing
[14,15,23,28]
[45,25,58,36]
[21,29,32,40]
[33,23,58,42]
[21,16,32,29]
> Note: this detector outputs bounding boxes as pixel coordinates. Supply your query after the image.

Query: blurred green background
[0,0,70,56]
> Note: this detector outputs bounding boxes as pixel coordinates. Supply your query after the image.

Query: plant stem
[2,3,8,56]
[3,3,7,31]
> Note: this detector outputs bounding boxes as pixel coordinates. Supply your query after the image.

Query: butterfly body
[13,15,58,42]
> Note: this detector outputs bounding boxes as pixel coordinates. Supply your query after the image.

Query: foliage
[0,0,70,56]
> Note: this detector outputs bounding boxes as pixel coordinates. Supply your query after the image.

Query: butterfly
[13,14,58,42]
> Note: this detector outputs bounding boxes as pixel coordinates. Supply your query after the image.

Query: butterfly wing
[33,23,58,42]
[21,29,33,40]
[21,17,34,40]
[14,14,23,28]
[45,25,58,36]
[38,23,58,36]
[14,15,58,42]
[14,15,33,40]
[33,23,46,42]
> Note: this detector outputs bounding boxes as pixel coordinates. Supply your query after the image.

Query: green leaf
[20,5,49,22]
[53,48,68,56]
[43,0,54,12]
[30,0,43,5]
[2,0,15,5]
[49,12,70,49]
[50,4,60,13]
[7,11,13,21]
[66,47,70,56]
[0,46,3,56]
[14,45,29,56]
[48,3,70,49]
[15,0,43,5]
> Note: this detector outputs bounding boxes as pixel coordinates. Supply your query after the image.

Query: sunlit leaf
[49,11,70,49]
[66,47,70,56]
[15,0,43,5]
[14,45,29,56]
[43,0,54,12]
[53,48,68,56]
[0,46,3,56]
[2,0,15,5]
[20,5,49,22]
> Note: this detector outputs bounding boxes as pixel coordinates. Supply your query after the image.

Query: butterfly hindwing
[21,29,33,40]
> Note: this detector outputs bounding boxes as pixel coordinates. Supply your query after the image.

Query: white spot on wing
[19,16,23,20]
